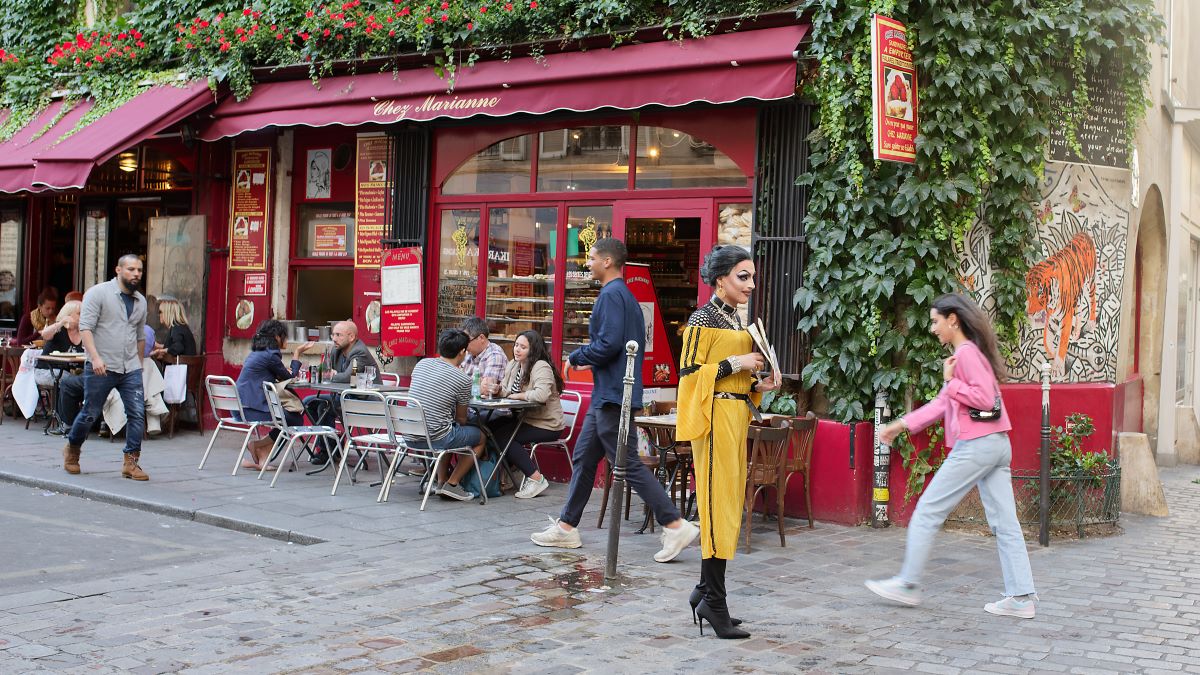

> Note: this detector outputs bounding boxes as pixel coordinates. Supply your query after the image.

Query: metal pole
[1039,362,1051,547]
[871,391,890,528]
[605,340,641,581]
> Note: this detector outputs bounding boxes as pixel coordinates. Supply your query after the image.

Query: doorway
[616,200,711,362]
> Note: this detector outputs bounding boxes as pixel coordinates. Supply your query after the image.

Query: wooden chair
[597,402,677,532]
[164,354,205,438]
[771,411,818,528]
[743,422,793,553]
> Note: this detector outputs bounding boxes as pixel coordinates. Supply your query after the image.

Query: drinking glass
[364,366,377,388]
[481,376,497,399]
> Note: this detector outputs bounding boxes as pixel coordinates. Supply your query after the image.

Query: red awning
[200,24,807,141]
[0,81,214,193]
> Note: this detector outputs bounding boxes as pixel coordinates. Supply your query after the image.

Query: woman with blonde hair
[151,296,197,358]
[40,300,85,435]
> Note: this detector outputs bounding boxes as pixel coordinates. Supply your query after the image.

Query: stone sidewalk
[1,423,1199,673]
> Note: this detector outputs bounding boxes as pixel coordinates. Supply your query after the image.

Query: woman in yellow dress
[677,245,779,639]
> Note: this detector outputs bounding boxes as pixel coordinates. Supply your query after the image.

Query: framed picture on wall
[306,148,332,199]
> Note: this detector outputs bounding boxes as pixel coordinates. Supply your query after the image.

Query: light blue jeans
[898,432,1036,597]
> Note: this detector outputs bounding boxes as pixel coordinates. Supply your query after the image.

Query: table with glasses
[468,396,541,492]
[36,352,87,434]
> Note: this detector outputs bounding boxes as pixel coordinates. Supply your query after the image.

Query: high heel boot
[689,585,742,626]
[695,558,749,639]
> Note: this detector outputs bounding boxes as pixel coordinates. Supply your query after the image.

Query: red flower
[388,29,395,36]
[239,34,249,42]
[530,1,537,7]
[467,21,473,29]
[440,13,448,21]
[243,8,252,16]
[219,41,231,51]
[504,2,513,9]
[400,6,410,15]
[440,1,448,8]
[424,15,433,23]
[298,31,310,40]
[323,28,331,36]
[480,5,486,12]
[185,42,194,49]
[306,9,315,17]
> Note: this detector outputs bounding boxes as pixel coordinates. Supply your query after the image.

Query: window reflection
[537,126,629,192]
[442,136,533,194]
[485,207,558,354]
[436,209,481,338]
[563,206,611,355]
[634,127,747,189]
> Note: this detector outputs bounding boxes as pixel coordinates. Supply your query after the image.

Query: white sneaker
[865,577,922,606]
[530,517,582,549]
[984,594,1038,619]
[653,520,700,562]
[514,476,550,499]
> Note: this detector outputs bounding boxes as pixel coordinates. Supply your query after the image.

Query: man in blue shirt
[531,238,699,562]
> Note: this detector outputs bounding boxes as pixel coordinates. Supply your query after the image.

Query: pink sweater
[902,340,1010,448]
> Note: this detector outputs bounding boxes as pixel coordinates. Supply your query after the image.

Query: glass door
[435,208,482,339]
[484,206,559,356]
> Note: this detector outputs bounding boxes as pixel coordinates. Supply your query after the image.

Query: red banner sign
[379,247,425,357]
[355,134,390,269]
[229,147,271,269]
[871,15,918,163]
[312,222,347,256]
[243,273,268,296]
[624,263,678,386]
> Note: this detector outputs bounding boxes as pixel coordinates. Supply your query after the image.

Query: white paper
[382,264,422,305]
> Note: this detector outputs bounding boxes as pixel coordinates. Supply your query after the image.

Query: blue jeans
[560,403,680,528]
[898,432,1036,597]
[405,423,483,450]
[68,364,144,454]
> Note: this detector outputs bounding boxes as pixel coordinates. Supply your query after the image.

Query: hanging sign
[870,15,918,164]
[229,147,271,269]
[355,134,390,269]
[379,247,424,357]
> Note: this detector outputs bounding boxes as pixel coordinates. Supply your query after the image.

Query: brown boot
[122,452,149,481]
[63,443,81,475]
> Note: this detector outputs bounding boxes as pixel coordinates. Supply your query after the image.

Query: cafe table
[468,397,540,493]
[292,381,408,471]
[631,413,697,532]
[35,352,87,434]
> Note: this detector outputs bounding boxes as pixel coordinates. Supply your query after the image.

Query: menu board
[229,147,271,270]
[379,247,424,357]
[870,14,918,164]
[355,134,391,269]
[312,222,348,256]
[1048,59,1129,169]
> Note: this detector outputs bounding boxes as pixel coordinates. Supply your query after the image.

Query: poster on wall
[312,222,348,257]
[306,148,331,199]
[379,247,424,357]
[958,161,1131,383]
[870,14,918,164]
[355,134,391,269]
[229,147,271,270]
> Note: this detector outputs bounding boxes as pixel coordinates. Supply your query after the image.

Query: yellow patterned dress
[676,299,762,560]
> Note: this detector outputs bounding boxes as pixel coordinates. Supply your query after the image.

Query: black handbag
[968,393,1003,421]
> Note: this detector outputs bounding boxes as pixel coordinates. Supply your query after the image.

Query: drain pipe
[604,340,640,581]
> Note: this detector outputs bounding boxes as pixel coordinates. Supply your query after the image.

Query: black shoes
[689,586,742,626]
[695,599,750,639]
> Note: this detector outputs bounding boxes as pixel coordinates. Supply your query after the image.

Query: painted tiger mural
[1025,230,1097,375]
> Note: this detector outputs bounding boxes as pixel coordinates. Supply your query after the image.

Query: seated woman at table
[488,330,565,500]
[236,319,318,469]
[38,300,85,435]
[150,296,197,359]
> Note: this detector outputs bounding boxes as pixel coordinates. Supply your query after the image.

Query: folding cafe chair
[378,393,486,510]
[257,381,342,488]
[332,388,403,496]
[197,375,267,473]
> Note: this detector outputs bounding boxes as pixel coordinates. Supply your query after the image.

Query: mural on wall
[959,162,1130,382]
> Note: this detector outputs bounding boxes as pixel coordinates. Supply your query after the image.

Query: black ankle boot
[689,586,742,626]
[695,599,750,639]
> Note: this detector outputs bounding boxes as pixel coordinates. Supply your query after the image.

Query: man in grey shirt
[63,254,150,481]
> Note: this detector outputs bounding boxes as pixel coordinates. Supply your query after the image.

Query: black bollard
[604,340,640,581]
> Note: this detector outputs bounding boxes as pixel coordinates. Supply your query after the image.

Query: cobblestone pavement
[0,425,1198,673]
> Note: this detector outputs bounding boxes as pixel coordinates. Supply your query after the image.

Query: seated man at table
[404,329,486,502]
[303,319,382,465]
[460,317,507,396]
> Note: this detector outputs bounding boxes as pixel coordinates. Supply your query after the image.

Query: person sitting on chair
[236,319,318,470]
[303,320,381,465]
[488,330,565,500]
[16,288,58,347]
[404,329,487,502]
[150,296,197,359]
[39,300,85,436]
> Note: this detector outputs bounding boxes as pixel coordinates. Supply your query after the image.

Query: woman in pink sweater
[865,294,1038,619]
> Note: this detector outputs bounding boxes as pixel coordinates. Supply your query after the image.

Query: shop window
[436,209,481,337]
[293,268,354,325]
[485,207,558,353]
[536,126,630,192]
[0,203,23,324]
[634,127,747,189]
[87,142,193,193]
[563,206,610,354]
[442,136,533,194]
[296,203,355,259]
[79,207,109,290]
[1177,238,1200,404]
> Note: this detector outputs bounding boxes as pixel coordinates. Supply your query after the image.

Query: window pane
[563,206,611,355]
[293,268,354,325]
[0,204,22,324]
[80,207,109,290]
[296,203,355,258]
[536,126,630,192]
[485,207,558,355]
[436,209,481,338]
[634,127,747,189]
[442,135,533,194]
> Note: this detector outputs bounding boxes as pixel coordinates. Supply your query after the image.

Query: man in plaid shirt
[460,317,507,392]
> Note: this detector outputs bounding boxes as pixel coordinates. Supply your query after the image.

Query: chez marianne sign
[372,94,503,122]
